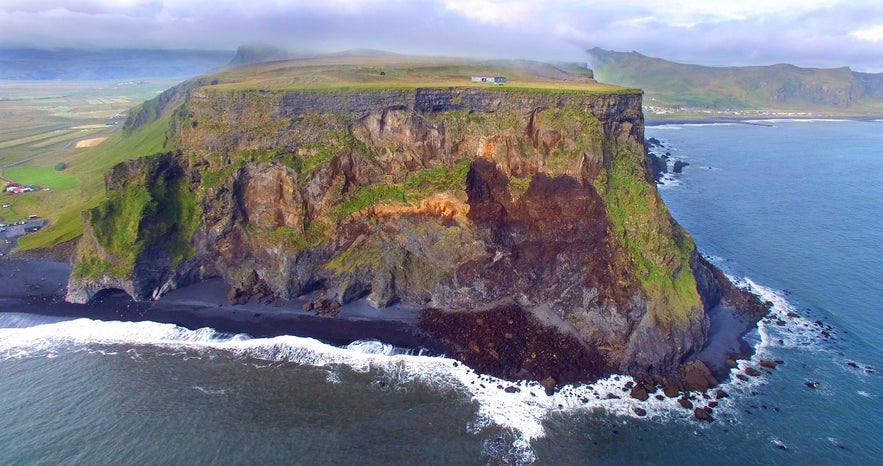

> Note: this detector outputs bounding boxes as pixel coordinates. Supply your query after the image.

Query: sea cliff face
[66,81,755,380]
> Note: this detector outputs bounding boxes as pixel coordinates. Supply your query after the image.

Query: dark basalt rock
[679,360,718,392]
[419,303,609,389]
[672,160,690,173]
[678,397,694,409]
[693,407,713,422]
[630,385,650,401]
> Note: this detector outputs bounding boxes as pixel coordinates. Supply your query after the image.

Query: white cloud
[0,0,882,72]
[851,24,883,42]
[442,0,539,26]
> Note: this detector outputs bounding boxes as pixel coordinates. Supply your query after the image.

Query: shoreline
[0,259,443,353]
[0,258,761,391]
[645,115,883,126]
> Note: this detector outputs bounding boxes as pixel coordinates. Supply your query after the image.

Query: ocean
[2,120,881,465]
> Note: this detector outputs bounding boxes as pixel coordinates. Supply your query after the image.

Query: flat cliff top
[202,54,637,94]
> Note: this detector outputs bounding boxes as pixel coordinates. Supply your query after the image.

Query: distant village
[0,180,48,257]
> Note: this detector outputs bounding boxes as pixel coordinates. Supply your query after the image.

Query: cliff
[66,57,762,383]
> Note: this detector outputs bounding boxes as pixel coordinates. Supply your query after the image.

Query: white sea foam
[0,263,833,459]
[738,277,836,352]
[0,315,715,454]
[657,172,683,189]
[192,385,226,395]
[745,118,850,124]
[650,122,740,130]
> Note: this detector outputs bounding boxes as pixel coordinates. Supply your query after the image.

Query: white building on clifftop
[471,76,507,84]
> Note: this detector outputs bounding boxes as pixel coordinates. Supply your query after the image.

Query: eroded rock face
[67,85,758,381]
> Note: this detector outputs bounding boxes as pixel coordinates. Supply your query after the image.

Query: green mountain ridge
[588,47,883,116]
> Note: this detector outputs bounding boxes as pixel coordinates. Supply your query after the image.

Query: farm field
[0,79,178,249]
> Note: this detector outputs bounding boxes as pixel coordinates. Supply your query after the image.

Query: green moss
[508,175,531,200]
[200,159,244,190]
[249,221,328,254]
[402,159,471,199]
[144,175,201,267]
[595,144,701,326]
[334,183,406,217]
[325,242,383,275]
[80,153,202,278]
[332,158,471,219]
[70,237,131,280]
[87,184,154,272]
[287,142,337,175]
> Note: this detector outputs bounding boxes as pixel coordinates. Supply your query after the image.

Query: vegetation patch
[595,144,701,326]
[248,221,328,254]
[508,175,531,200]
[84,184,154,275]
[333,158,472,218]
[2,166,79,190]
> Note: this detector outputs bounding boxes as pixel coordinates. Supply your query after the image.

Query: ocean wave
[744,118,851,124]
[0,268,842,461]
[0,315,726,451]
[650,123,740,130]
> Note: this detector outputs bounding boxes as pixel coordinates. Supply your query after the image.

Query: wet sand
[694,305,757,379]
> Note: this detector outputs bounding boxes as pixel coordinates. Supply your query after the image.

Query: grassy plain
[0,80,177,249]
[206,55,632,94]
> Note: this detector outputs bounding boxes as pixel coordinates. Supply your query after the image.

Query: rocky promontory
[63,56,767,387]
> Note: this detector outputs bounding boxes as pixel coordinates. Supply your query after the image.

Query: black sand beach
[0,260,443,353]
[0,258,758,386]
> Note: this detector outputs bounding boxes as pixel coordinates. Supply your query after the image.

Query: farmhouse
[5,185,33,194]
[471,76,507,84]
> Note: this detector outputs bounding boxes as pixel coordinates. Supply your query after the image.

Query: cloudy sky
[1,0,882,72]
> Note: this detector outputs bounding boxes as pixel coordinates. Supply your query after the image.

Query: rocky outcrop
[67,75,764,383]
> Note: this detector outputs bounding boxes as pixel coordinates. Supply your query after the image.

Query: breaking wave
[0,272,830,464]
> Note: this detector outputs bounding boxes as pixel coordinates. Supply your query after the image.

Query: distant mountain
[587,47,883,115]
[0,48,233,80]
[227,44,293,67]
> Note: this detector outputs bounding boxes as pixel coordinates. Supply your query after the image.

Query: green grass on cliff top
[202,55,635,94]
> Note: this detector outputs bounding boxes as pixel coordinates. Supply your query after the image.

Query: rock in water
[693,407,713,422]
[673,160,690,173]
[679,360,718,392]
[760,359,779,369]
[630,386,649,401]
